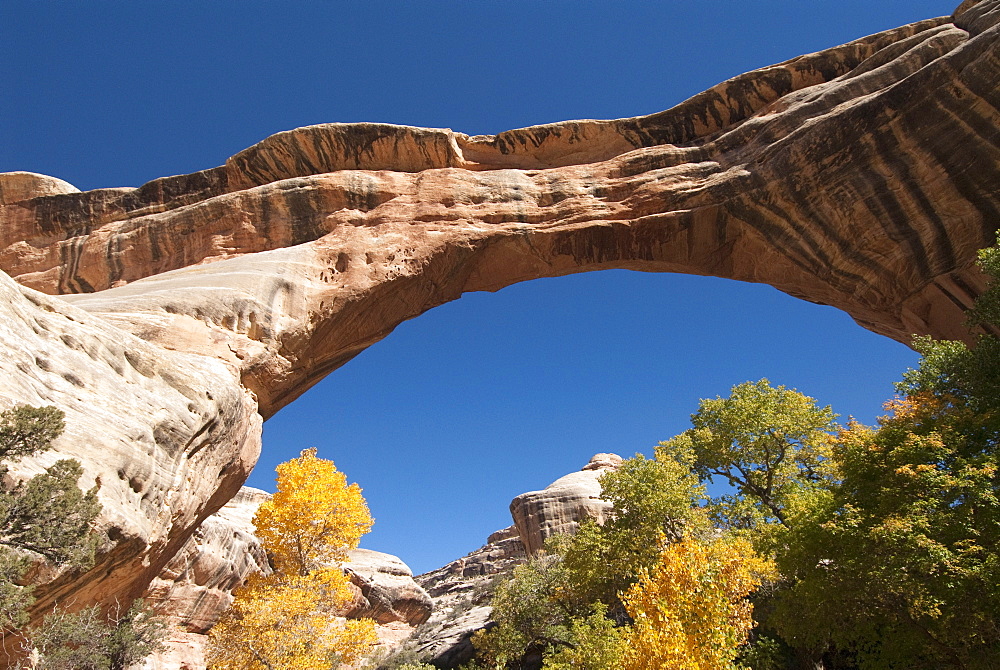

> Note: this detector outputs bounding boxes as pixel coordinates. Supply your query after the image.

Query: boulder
[341,548,433,626]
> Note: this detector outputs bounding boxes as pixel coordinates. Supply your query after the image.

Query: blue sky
[2,0,956,573]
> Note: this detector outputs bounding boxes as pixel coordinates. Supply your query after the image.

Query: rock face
[0,172,79,205]
[407,526,529,668]
[403,455,622,667]
[142,487,270,670]
[341,549,433,626]
[0,0,998,655]
[0,270,260,659]
[510,453,623,555]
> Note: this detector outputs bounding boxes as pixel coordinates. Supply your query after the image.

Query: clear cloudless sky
[2,0,959,573]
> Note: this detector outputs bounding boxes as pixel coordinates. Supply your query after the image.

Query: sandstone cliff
[510,453,623,555]
[398,454,623,667]
[0,0,998,657]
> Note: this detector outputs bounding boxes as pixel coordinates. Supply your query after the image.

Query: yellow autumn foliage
[208,570,376,669]
[207,449,377,669]
[254,447,374,575]
[620,534,775,670]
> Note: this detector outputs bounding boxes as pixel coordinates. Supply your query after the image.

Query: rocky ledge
[0,0,998,655]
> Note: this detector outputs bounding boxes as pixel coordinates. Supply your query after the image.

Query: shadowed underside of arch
[0,0,999,634]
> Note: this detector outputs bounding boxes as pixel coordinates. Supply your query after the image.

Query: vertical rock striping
[0,1,998,656]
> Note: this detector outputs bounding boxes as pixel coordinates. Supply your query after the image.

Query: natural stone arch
[0,0,998,642]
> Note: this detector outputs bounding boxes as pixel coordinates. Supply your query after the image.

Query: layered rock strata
[0,0,998,655]
[0,270,261,661]
[3,3,1000,421]
[406,526,529,668]
[510,453,623,555]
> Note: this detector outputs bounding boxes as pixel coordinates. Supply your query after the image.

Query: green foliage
[479,447,710,668]
[772,395,1000,668]
[26,605,110,670]
[0,404,98,565]
[762,238,1000,668]
[26,599,166,670]
[0,406,65,464]
[560,448,708,611]
[735,635,793,670]
[372,642,437,670]
[0,458,101,565]
[104,599,168,670]
[474,554,585,667]
[669,379,838,532]
[0,553,32,631]
[899,239,1000,425]
[0,405,102,637]
[899,335,1000,429]
[541,605,622,670]
[383,662,437,670]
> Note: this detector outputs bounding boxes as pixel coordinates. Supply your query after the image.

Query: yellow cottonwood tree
[620,534,775,670]
[208,449,377,669]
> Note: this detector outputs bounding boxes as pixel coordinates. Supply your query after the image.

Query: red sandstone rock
[2,9,996,422]
[1,1,999,658]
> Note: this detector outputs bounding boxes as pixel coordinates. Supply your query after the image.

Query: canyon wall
[0,0,998,656]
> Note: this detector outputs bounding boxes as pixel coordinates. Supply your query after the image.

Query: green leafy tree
[899,242,1000,435]
[0,459,101,564]
[768,239,1000,668]
[474,553,586,668]
[560,447,708,612]
[0,406,65,463]
[0,405,101,632]
[540,605,623,670]
[773,395,1000,668]
[666,379,838,532]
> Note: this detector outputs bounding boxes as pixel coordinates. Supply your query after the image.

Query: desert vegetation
[446,241,1000,669]
[0,405,165,669]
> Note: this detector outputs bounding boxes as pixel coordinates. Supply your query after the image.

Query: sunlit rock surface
[0,270,260,661]
[341,548,434,626]
[408,526,529,667]
[407,455,622,666]
[0,0,998,659]
[510,453,623,555]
